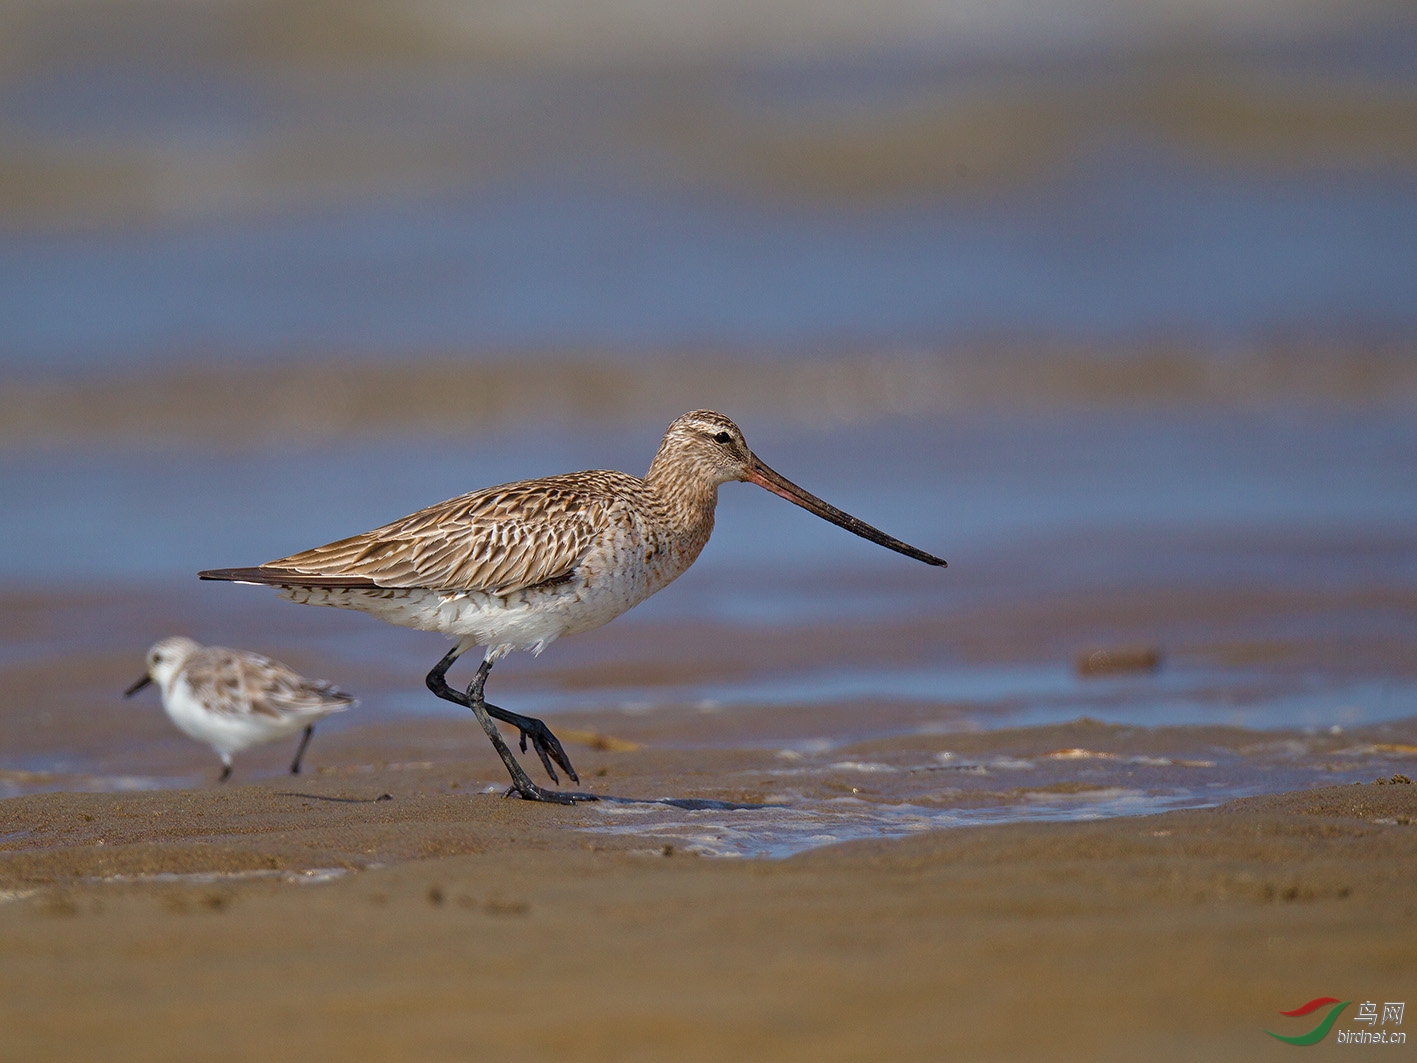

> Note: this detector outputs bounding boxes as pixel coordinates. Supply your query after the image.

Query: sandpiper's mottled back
[200,410,945,802]
[125,637,357,782]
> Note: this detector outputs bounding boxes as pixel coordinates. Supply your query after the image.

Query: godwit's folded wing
[201,472,623,596]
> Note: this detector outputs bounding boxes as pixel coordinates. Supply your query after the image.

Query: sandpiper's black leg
[425,651,591,804]
[218,763,232,783]
[289,724,315,775]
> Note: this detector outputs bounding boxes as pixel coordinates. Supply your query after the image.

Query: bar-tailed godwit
[200,410,945,802]
[125,637,357,781]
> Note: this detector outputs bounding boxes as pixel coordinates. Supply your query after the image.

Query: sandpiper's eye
[714,431,732,444]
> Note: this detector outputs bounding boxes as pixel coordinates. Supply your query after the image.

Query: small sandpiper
[125,636,357,782]
[200,410,945,802]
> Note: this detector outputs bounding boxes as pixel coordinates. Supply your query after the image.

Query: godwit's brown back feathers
[200,471,646,595]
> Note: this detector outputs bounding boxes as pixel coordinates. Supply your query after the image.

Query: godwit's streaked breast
[199,410,945,803]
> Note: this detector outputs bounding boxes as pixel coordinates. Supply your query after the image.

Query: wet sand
[0,773,1413,1061]
[3,518,1416,1057]
[3,555,1416,1058]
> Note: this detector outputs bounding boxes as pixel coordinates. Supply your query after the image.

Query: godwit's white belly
[277,525,699,660]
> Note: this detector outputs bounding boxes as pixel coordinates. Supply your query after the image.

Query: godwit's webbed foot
[432,652,593,803]
[501,781,578,805]
[482,703,580,785]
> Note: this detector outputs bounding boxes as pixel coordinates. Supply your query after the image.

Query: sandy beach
[1,770,1413,1061]
[3,545,1416,1060]
[3,403,1415,1063]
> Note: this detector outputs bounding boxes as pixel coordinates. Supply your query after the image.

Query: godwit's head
[125,636,203,696]
[650,410,756,487]
[650,410,947,567]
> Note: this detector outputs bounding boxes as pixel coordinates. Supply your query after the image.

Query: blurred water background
[1,0,1415,846]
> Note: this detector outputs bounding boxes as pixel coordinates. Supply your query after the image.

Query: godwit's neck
[644,455,720,531]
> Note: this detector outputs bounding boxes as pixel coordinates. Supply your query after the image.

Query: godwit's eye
[714,431,732,444]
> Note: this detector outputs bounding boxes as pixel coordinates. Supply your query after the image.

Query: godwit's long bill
[199,411,946,803]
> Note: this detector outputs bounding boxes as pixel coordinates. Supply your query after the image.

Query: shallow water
[567,706,1417,856]
[2,14,1415,855]
[5,410,1415,583]
[6,159,1415,368]
[437,664,1417,733]
[4,411,1417,859]
[3,465,1414,855]
[585,790,1241,859]
[3,24,1416,368]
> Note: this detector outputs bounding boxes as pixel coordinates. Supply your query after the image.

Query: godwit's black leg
[425,647,470,707]
[468,662,580,782]
[475,665,592,794]
[218,763,232,783]
[426,648,579,782]
[483,696,581,783]
[289,724,315,774]
[425,650,586,804]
